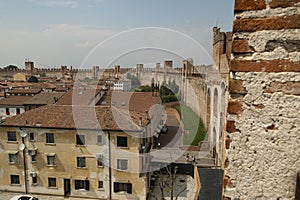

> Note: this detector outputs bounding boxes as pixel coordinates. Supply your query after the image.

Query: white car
[9,195,39,200]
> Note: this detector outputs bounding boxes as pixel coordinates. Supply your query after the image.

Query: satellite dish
[19,143,25,151]
[20,130,28,138]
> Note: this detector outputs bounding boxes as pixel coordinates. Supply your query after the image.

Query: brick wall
[225,0,300,199]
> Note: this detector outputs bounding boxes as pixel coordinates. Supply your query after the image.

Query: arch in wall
[212,127,217,159]
[213,87,218,117]
[207,87,211,129]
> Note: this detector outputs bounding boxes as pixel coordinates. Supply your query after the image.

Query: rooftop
[56,87,102,105]
[99,91,161,113]
[7,88,42,95]
[23,92,66,105]
[1,104,148,131]
[0,96,33,106]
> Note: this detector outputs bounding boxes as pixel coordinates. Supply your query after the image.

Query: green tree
[4,65,18,70]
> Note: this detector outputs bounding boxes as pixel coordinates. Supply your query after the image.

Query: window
[48,177,56,187]
[117,136,128,147]
[113,182,132,194]
[98,181,103,189]
[29,132,35,141]
[76,135,85,146]
[46,133,54,144]
[117,159,128,170]
[47,155,56,166]
[97,154,103,167]
[75,180,89,190]
[31,154,36,162]
[6,108,10,115]
[16,108,20,115]
[10,175,20,185]
[97,135,103,144]
[9,153,19,164]
[32,176,37,185]
[77,157,86,168]
[7,131,17,142]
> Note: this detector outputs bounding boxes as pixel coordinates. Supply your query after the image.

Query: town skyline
[0,0,234,68]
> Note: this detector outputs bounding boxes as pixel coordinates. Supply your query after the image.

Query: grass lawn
[175,105,206,146]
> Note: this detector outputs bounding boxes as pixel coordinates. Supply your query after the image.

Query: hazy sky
[0,0,234,69]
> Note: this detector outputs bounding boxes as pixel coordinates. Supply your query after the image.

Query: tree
[3,65,18,70]
[148,165,187,200]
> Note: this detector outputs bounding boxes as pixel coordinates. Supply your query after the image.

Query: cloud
[0,24,213,69]
[86,0,104,8]
[0,24,119,68]
[43,24,116,37]
[28,0,78,8]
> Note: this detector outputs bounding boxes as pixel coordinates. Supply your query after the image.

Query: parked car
[161,125,168,133]
[9,195,39,200]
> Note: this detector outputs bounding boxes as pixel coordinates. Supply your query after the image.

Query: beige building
[13,73,28,82]
[0,93,162,199]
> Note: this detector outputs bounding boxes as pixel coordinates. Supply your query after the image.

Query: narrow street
[157,107,182,148]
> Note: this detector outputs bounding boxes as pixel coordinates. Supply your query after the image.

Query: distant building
[113,79,132,91]
[25,61,34,72]
[13,73,28,82]
[7,89,42,97]
[0,96,32,119]
[23,92,65,111]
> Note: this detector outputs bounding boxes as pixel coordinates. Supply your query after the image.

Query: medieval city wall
[224,0,300,199]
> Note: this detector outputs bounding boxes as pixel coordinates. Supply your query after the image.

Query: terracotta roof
[0,82,33,88]
[7,88,42,95]
[99,91,161,113]
[31,83,56,89]
[23,92,66,105]
[1,105,147,131]
[56,87,102,105]
[0,96,33,106]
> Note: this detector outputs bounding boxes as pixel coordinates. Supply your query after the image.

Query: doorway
[64,179,71,197]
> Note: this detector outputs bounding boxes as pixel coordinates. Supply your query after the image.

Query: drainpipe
[108,131,112,200]
[22,137,28,194]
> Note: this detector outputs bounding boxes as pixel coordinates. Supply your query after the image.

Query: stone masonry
[224,0,300,199]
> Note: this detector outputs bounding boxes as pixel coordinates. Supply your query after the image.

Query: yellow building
[0,104,161,199]
[13,73,28,82]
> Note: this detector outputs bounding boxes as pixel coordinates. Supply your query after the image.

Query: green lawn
[175,105,207,146]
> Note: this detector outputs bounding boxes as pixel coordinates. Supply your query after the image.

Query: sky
[0,0,234,69]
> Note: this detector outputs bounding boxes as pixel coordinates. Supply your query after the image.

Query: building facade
[0,103,162,199]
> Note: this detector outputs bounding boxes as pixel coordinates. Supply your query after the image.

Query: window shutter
[85,180,90,191]
[114,182,118,193]
[127,183,132,194]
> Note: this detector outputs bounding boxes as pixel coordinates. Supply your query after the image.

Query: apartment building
[0,94,162,199]
[0,96,32,119]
